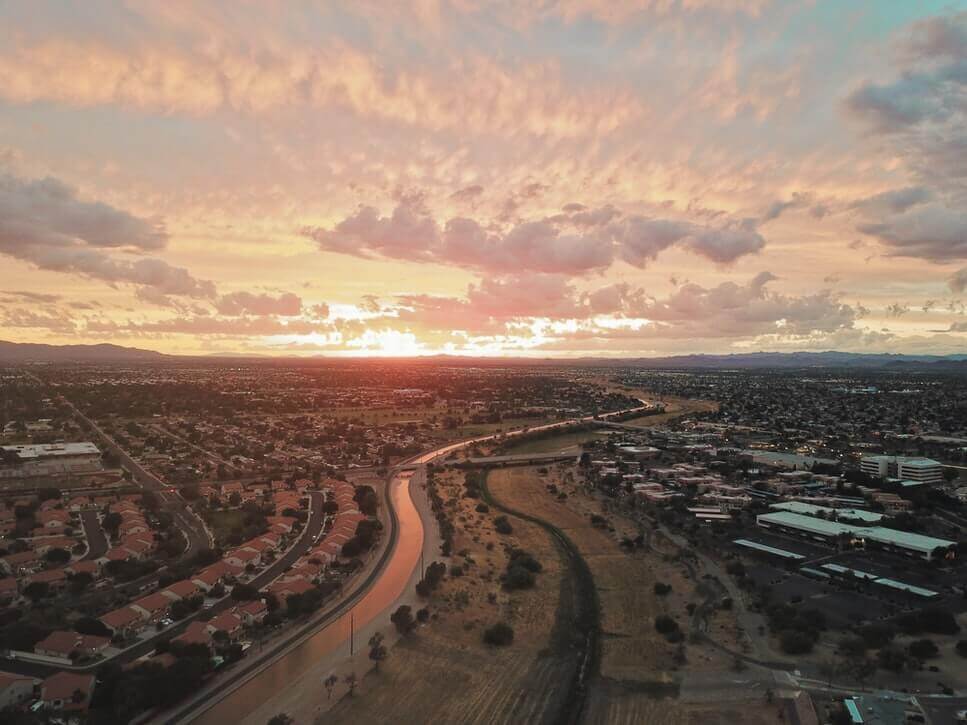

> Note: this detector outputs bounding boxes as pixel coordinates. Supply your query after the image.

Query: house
[206,612,243,640]
[66,560,101,578]
[38,510,70,528]
[25,567,67,592]
[0,577,18,603]
[238,599,267,625]
[130,592,172,622]
[34,631,110,660]
[172,621,212,650]
[191,561,242,592]
[225,548,260,568]
[269,576,314,602]
[0,670,39,710]
[99,607,142,637]
[40,671,95,712]
[162,579,200,602]
[0,550,41,575]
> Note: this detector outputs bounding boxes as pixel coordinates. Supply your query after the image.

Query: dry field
[487,464,753,723]
[322,467,576,724]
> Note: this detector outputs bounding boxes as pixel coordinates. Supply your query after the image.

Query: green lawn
[500,430,613,455]
[205,509,249,546]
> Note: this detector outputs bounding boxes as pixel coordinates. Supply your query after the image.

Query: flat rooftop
[1,442,100,460]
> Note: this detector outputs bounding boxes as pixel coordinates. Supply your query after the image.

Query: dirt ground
[486,463,766,723]
[321,467,575,725]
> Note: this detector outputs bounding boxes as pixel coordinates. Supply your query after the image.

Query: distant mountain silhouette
[0,340,167,362]
[1,341,965,368]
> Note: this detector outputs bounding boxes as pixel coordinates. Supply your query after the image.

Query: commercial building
[0,442,101,479]
[756,510,955,561]
[860,455,943,484]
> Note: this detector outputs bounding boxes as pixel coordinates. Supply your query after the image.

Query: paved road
[0,492,326,679]
[80,510,109,560]
[61,397,212,557]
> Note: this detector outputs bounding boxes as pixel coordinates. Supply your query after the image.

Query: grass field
[501,429,614,456]
[204,509,249,547]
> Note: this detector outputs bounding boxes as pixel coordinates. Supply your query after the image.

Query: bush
[475,503,490,514]
[508,549,542,573]
[908,638,939,660]
[391,605,415,635]
[482,622,514,646]
[779,630,814,655]
[503,565,536,591]
[493,516,513,535]
[653,582,672,596]
[654,615,679,634]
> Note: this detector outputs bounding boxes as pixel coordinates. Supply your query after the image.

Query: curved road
[168,402,649,724]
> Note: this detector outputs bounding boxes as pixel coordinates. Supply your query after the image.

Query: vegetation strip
[480,467,601,725]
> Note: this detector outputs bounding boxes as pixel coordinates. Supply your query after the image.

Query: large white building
[0,442,102,479]
[860,455,943,484]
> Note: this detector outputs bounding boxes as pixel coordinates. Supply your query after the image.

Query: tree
[69,571,94,594]
[267,715,293,725]
[324,674,338,700]
[231,583,259,601]
[391,605,415,635]
[368,632,387,670]
[45,547,71,565]
[909,638,939,660]
[483,622,514,646]
[23,581,49,602]
[75,617,112,637]
[493,516,513,535]
[344,671,357,697]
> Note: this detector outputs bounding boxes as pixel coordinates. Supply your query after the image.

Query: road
[163,402,650,724]
[80,510,109,560]
[61,397,212,557]
[0,492,327,679]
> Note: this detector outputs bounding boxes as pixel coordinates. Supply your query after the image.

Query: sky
[0,0,966,358]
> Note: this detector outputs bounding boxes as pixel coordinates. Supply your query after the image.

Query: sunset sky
[1,1,965,357]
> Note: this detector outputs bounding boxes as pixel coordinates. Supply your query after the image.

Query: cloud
[0,172,215,298]
[216,291,303,316]
[857,203,967,261]
[303,199,765,275]
[2,289,61,303]
[950,267,967,293]
[0,37,643,139]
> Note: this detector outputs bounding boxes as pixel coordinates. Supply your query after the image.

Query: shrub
[653,582,672,596]
[908,638,939,660]
[503,565,535,591]
[779,630,814,655]
[493,516,513,535]
[391,605,415,635]
[482,622,514,646]
[475,503,490,514]
[508,549,542,573]
[654,615,678,634]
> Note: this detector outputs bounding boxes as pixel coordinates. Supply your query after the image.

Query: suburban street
[80,509,109,561]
